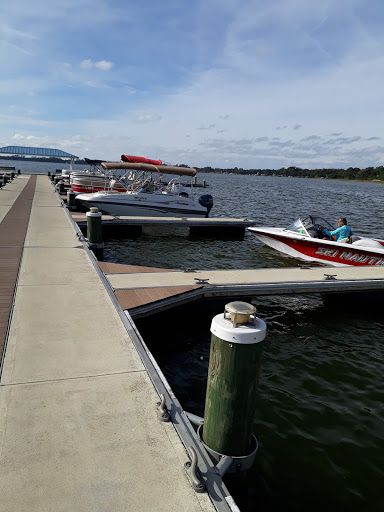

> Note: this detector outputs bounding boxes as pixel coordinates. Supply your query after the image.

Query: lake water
[5,159,384,511]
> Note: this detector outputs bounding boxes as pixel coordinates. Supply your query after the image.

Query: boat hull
[249,228,384,267]
[76,193,208,218]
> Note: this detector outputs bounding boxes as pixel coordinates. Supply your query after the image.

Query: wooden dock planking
[0,175,36,356]
[97,261,200,310]
[114,285,201,310]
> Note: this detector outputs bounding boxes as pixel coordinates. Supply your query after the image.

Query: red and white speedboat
[248,215,384,267]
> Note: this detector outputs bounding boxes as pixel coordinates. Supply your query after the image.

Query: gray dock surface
[104,264,384,318]
[72,213,255,227]
[71,212,255,237]
[0,175,215,512]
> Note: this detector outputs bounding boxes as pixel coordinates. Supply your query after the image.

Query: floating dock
[71,212,256,237]
[2,174,384,511]
[0,175,229,512]
[98,262,384,318]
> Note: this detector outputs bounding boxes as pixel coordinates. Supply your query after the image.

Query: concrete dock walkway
[0,175,216,511]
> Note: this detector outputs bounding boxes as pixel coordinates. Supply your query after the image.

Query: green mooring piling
[202,301,267,458]
[58,180,65,194]
[86,207,103,245]
[67,189,76,209]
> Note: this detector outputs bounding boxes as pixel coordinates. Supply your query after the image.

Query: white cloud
[12,134,39,141]
[80,59,114,71]
[94,60,114,71]
[135,113,162,123]
[197,124,216,131]
[0,1,383,169]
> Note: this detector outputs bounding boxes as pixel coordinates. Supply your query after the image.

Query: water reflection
[136,293,384,512]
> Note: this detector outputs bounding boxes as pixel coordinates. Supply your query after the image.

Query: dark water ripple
[9,161,384,511]
[110,173,384,511]
[139,294,384,511]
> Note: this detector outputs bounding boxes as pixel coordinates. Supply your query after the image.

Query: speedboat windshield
[286,216,335,237]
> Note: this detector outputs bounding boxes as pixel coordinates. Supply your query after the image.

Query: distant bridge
[0,146,79,169]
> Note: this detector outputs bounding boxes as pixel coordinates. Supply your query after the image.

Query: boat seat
[352,237,383,248]
[306,228,317,238]
[339,235,360,244]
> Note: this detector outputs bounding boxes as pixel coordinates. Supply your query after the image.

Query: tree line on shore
[194,165,384,181]
[1,155,383,181]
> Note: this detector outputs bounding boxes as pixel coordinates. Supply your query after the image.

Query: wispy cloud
[197,124,216,131]
[0,0,383,169]
[80,59,114,71]
[135,113,162,123]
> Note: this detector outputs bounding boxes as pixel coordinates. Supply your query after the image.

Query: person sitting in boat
[322,217,354,241]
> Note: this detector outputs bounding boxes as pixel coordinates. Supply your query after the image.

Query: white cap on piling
[86,207,102,217]
[210,301,267,344]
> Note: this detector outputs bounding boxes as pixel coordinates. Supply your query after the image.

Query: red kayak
[121,154,162,165]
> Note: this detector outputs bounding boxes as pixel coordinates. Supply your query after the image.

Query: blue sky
[1,0,384,169]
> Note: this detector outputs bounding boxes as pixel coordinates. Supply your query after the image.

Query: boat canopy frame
[101,161,197,177]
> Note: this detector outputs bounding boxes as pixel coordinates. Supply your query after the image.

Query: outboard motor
[199,194,213,217]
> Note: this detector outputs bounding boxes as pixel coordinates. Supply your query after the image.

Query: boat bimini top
[100,161,197,177]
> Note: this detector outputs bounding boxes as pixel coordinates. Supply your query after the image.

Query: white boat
[248,215,384,267]
[58,169,72,179]
[76,161,213,218]
[70,158,134,194]
[71,174,128,194]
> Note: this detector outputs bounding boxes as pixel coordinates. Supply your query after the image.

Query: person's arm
[329,226,343,237]
[323,226,342,240]
[323,228,331,237]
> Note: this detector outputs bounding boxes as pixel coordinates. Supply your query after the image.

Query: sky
[1,0,384,170]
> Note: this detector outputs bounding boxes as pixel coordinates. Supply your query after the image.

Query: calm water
[7,159,384,511]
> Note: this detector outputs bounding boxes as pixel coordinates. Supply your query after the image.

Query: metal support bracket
[197,425,258,475]
[215,455,234,477]
[185,413,258,477]
[185,412,204,427]
[156,394,171,422]
[184,447,206,493]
